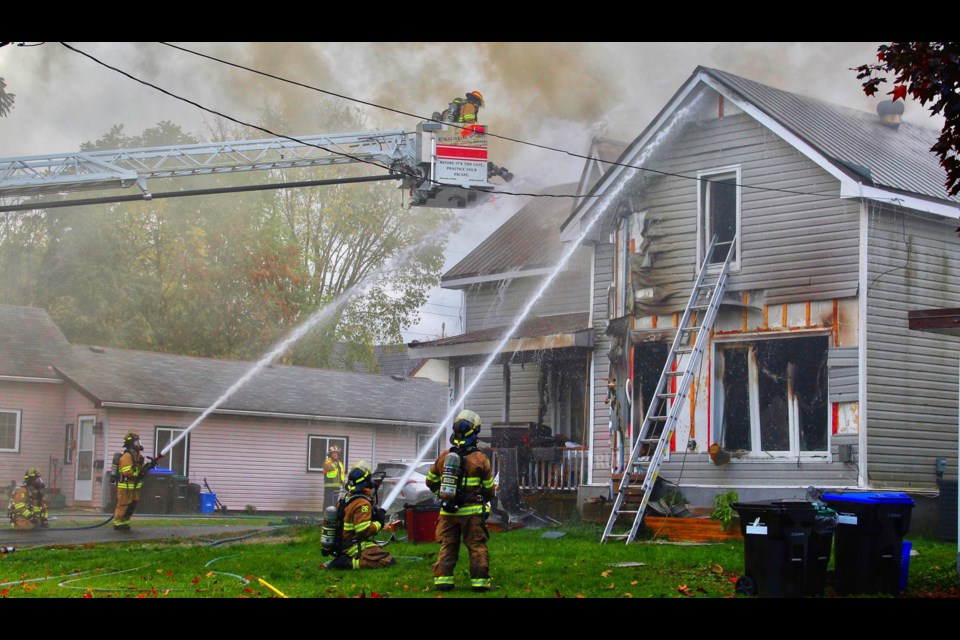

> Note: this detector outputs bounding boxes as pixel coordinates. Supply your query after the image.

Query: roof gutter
[98,402,441,428]
[442,266,555,289]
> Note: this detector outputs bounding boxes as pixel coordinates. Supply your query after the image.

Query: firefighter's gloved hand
[373,507,386,527]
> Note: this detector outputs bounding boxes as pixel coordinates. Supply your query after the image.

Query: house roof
[562,66,960,240]
[54,344,448,426]
[334,343,426,378]
[442,183,579,287]
[0,304,446,425]
[703,67,958,206]
[407,311,592,360]
[0,304,71,380]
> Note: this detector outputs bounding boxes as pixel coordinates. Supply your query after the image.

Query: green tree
[3,107,453,371]
[854,42,960,196]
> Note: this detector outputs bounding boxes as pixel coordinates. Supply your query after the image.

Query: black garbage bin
[821,492,914,595]
[807,503,838,595]
[139,468,175,514]
[732,500,819,597]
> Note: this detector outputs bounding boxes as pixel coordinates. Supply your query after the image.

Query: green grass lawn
[1,520,957,599]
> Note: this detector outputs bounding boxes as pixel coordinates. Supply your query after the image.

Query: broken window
[699,168,739,268]
[716,335,828,456]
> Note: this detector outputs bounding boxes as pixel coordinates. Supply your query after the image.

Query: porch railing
[490,446,588,492]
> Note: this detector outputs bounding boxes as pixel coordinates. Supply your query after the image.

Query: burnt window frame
[712,334,830,460]
[697,166,741,272]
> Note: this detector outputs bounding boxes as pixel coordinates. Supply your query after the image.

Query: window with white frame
[308,435,348,472]
[417,432,440,461]
[0,409,21,452]
[715,335,828,457]
[64,422,75,464]
[698,167,740,269]
[155,427,189,476]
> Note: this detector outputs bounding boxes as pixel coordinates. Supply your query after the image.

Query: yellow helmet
[467,91,484,107]
[345,460,373,491]
[23,468,44,489]
[452,409,481,439]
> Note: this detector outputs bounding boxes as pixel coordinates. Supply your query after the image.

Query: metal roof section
[406,311,592,359]
[561,66,960,242]
[0,305,72,380]
[53,343,448,426]
[441,183,579,287]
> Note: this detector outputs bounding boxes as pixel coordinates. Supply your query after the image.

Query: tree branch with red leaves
[853,42,960,196]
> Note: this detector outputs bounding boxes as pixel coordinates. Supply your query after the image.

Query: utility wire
[58,42,550,202]
[155,41,910,206]
[62,41,860,206]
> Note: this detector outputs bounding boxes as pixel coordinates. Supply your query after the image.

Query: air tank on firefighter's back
[321,505,339,551]
[439,450,461,505]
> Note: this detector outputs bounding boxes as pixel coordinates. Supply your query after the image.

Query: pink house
[1,304,448,513]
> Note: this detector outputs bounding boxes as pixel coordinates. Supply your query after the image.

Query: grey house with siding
[561,66,959,517]
[0,304,448,513]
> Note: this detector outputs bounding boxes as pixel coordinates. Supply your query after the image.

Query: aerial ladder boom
[0,120,511,210]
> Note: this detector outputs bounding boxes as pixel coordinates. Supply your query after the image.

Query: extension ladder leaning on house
[601,235,736,544]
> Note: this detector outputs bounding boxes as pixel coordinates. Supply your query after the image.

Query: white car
[374,460,438,507]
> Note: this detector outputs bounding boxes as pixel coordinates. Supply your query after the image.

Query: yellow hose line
[257,577,288,598]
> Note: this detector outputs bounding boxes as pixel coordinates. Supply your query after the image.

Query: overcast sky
[0,42,940,343]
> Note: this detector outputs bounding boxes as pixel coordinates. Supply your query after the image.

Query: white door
[74,416,95,502]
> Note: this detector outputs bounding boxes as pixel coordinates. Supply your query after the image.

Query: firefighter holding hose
[112,430,160,531]
[426,409,496,592]
[324,460,398,570]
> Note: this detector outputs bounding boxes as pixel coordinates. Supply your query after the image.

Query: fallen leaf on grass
[554,588,565,598]
[677,584,693,596]
[631,580,638,585]
[601,569,613,577]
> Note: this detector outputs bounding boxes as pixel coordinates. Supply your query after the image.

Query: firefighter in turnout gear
[8,468,48,530]
[325,461,398,570]
[112,430,157,531]
[458,91,485,137]
[323,445,345,508]
[426,409,496,592]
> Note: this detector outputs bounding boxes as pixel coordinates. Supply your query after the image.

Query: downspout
[588,243,597,486]
[858,200,869,487]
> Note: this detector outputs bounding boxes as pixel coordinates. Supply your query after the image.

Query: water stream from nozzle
[158,214,466,459]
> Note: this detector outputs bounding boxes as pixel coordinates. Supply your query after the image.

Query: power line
[156,42,887,205]
[56,42,929,211]
[58,43,557,202]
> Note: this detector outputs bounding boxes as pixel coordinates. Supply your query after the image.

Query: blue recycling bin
[821,492,914,595]
[732,500,821,597]
[199,493,218,514]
